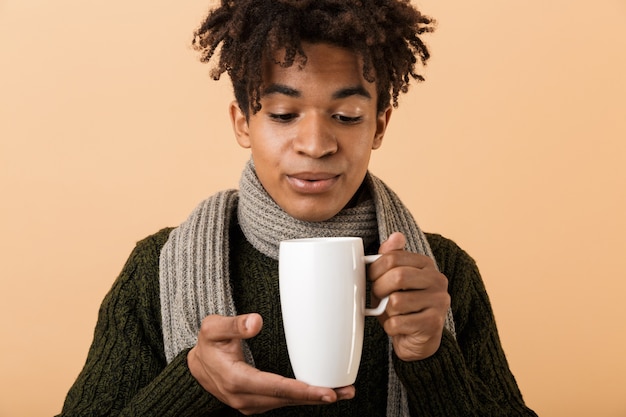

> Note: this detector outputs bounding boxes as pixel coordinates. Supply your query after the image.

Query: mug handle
[363,254,389,316]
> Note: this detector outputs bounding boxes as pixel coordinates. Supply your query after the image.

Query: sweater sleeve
[393,234,537,417]
[57,229,225,417]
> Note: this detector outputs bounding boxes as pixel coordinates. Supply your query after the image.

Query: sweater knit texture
[58,225,538,416]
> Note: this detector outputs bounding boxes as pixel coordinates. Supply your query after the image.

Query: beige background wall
[1,0,625,416]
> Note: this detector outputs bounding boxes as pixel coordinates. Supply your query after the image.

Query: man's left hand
[368,232,450,361]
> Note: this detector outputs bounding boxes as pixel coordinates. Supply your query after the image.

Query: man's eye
[269,113,297,122]
[334,114,362,124]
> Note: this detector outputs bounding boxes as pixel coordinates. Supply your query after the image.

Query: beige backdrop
[1,0,625,416]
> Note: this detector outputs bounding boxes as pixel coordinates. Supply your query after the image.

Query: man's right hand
[187,313,355,415]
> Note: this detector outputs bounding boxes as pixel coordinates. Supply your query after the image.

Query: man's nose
[292,114,338,158]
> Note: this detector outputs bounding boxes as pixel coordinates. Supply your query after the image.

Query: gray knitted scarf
[160,160,455,416]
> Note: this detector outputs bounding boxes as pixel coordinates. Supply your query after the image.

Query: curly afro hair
[192,0,436,116]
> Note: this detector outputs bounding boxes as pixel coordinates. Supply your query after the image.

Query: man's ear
[229,101,251,148]
[372,106,392,150]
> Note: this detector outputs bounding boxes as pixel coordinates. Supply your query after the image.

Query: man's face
[231,42,392,222]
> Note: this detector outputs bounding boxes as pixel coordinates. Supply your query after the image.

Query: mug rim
[280,236,361,244]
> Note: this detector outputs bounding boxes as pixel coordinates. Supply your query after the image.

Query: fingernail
[321,395,333,403]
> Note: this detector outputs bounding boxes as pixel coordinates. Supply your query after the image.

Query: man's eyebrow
[262,84,301,98]
[261,84,371,100]
[332,86,372,100]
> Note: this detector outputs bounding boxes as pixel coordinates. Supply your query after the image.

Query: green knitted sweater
[58,223,537,416]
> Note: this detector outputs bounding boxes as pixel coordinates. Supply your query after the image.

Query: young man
[59,1,537,416]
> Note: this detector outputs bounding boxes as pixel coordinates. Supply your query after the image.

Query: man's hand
[368,232,450,361]
[187,313,355,415]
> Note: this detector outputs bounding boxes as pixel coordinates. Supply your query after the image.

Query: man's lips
[286,173,340,193]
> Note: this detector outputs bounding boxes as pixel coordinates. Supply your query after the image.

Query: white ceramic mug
[279,237,388,388]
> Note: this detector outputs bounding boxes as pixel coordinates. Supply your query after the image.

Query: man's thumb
[240,313,263,338]
[378,232,406,254]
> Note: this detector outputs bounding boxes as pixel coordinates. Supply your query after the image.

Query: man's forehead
[254,42,379,106]
[263,42,364,70]
[261,43,368,81]
[260,82,372,101]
